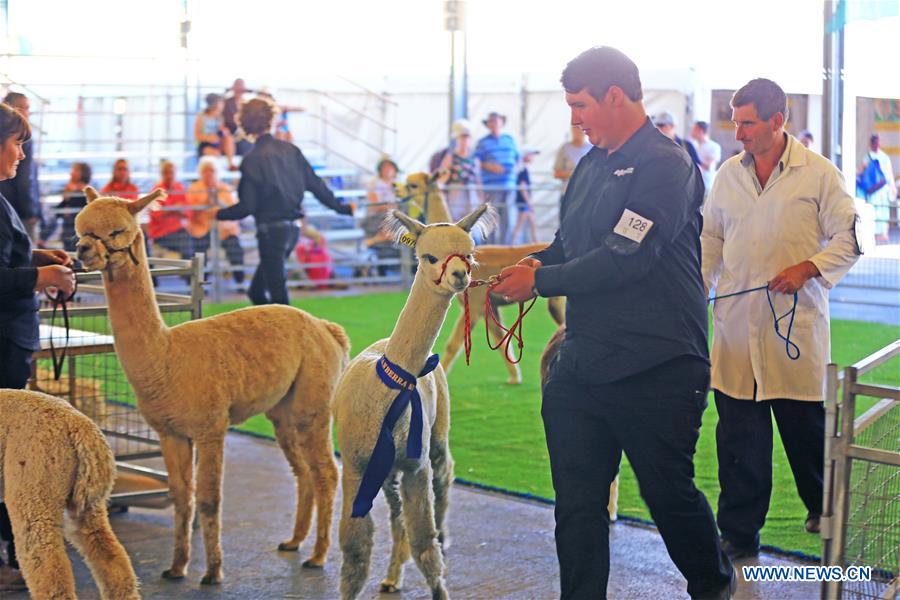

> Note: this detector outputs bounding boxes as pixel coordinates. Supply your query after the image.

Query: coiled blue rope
[708,284,800,360]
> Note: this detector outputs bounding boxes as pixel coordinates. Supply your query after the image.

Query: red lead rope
[434,254,537,366]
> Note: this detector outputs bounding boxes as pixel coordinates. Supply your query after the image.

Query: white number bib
[613,209,654,243]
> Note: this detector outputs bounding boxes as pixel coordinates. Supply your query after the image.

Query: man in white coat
[701,78,859,561]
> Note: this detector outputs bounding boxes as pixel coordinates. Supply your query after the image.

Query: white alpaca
[334,205,496,600]
[73,187,350,584]
[0,390,139,600]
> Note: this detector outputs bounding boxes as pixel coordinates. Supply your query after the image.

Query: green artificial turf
[203,291,898,558]
[50,291,897,558]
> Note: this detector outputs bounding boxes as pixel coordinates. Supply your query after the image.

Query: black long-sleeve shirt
[533,119,708,383]
[217,134,352,224]
[0,193,40,350]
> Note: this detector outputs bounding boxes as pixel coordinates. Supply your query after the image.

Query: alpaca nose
[451,269,466,281]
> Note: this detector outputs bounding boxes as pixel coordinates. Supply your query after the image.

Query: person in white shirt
[690,120,722,193]
[701,78,859,561]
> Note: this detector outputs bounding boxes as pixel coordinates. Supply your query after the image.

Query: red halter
[432,253,536,367]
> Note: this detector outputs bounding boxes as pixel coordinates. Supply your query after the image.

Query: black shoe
[692,565,738,600]
[805,513,821,533]
[721,538,759,561]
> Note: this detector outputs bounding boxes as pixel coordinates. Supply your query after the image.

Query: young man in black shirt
[493,46,734,600]
[216,97,353,305]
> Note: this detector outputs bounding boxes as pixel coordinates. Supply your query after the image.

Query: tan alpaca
[0,390,139,600]
[540,325,619,521]
[335,205,497,600]
[398,172,565,384]
[73,187,350,585]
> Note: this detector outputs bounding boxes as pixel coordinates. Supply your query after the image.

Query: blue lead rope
[708,285,800,360]
[351,353,441,518]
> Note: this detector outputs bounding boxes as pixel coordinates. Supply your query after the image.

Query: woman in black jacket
[0,102,75,592]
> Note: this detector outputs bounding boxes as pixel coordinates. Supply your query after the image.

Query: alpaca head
[387,204,497,295]
[393,172,441,205]
[74,186,164,274]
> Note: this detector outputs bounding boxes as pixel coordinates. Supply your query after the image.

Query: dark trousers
[542,353,732,599]
[249,222,299,305]
[193,233,246,284]
[0,337,31,569]
[714,390,825,549]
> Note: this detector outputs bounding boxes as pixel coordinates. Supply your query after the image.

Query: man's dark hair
[560,46,643,102]
[238,97,277,136]
[731,78,788,121]
[3,91,26,107]
[694,120,709,133]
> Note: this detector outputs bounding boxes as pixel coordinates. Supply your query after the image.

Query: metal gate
[822,340,900,600]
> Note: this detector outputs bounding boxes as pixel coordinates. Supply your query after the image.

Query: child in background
[509,149,539,244]
[194,93,237,171]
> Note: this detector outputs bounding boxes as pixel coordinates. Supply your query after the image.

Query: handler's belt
[351,353,440,518]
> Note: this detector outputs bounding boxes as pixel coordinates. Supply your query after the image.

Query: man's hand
[35,264,76,297]
[492,264,537,303]
[481,161,505,175]
[769,260,820,294]
[33,248,73,267]
[517,256,542,269]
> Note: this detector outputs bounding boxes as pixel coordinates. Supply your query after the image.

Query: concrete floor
[3,433,822,599]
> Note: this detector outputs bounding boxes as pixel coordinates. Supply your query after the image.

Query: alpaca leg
[379,471,410,593]
[431,444,454,552]
[400,465,448,600]
[339,470,375,600]
[487,309,522,385]
[67,503,139,600]
[608,475,620,522]
[297,412,339,568]
[431,368,454,551]
[159,434,195,580]
[6,494,76,599]
[194,437,226,585]
[270,418,315,553]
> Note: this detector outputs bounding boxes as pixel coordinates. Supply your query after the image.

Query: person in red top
[148,160,193,258]
[101,158,138,199]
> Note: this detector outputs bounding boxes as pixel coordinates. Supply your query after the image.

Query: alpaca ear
[429,170,445,185]
[383,209,425,247]
[456,203,498,237]
[128,189,166,215]
[84,186,99,203]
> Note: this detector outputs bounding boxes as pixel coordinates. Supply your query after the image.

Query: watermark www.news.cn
[742,565,872,582]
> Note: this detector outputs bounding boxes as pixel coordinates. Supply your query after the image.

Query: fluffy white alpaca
[334,205,496,600]
[73,187,350,584]
[0,390,139,600]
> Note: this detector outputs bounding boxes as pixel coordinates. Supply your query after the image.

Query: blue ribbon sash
[351,353,440,518]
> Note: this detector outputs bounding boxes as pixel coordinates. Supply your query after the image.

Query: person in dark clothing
[653,110,702,167]
[40,162,91,251]
[0,103,76,593]
[0,93,41,242]
[493,47,734,600]
[216,96,353,305]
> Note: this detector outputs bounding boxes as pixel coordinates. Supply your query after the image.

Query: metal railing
[822,339,900,600]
